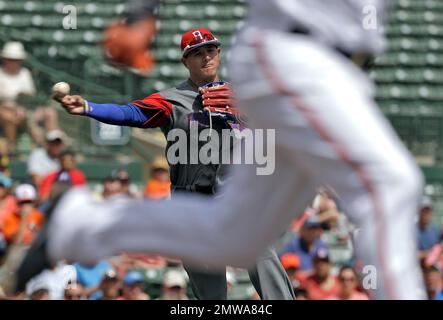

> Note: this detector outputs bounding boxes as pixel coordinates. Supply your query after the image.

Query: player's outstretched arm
[52,82,167,127]
[60,95,87,115]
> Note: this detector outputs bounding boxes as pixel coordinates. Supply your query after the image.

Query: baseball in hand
[52,82,70,101]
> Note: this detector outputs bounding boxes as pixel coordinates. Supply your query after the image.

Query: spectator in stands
[312,189,354,266]
[0,172,13,262]
[101,169,138,200]
[294,288,308,300]
[417,196,442,262]
[332,266,368,300]
[73,260,113,300]
[313,188,352,241]
[280,217,328,272]
[0,164,10,180]
[102,174,124,199]
[2,184,43,246]
[112,169,139,198]
[120,271,150,300]
[0,42,34,148]
[27,130,66,188]
[144,157,170,200]
[64,282,86,300]
[25,263,77,300]
[311,188,340,229]
[98,269,121,300]
[423,265,443,300]
[39,149,86,202]
[280,252,305,294]
[300,248,340,300]
[28,284,50,300]
[0,174,16,229]
[157,269,189,300]
[28,105,60,149]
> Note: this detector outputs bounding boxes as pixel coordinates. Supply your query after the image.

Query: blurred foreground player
[10,0,425,299]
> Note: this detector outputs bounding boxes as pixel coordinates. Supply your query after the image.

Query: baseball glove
[198,81,247,131]
[103,16,157,74]
[199,81,237,109]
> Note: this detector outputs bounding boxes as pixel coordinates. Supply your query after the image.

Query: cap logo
[192,31,204,41]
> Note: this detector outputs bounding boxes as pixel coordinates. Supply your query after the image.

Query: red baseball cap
[181,28,220,57]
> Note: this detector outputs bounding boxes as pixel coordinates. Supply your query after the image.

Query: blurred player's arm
[59,94,171,128]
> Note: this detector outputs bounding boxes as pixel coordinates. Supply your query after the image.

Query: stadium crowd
[0,40,442,300]
[0,134,442,300]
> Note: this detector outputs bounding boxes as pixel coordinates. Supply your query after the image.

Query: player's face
[182,45,221,84]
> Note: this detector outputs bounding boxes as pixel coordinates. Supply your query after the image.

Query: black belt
[171,185,214,195]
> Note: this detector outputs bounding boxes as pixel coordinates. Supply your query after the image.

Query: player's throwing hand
[59,95,87,115]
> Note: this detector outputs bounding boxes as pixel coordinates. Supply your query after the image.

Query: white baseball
[52,82,70,100]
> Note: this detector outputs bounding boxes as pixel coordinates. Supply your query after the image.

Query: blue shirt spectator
[417,197,442,253]
[423,266,443,300]
[417,224,441,251]
[280,219,328,271]
[74,261,112,300]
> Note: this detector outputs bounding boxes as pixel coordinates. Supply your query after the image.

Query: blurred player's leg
[46,154,316,270]
[229,28,425,299]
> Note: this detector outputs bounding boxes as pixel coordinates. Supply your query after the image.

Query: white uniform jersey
[245,0,389,54]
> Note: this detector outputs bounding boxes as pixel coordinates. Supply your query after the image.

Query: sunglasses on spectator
[167,285,183,290]
[18,200,34,205]
[339,276,356,282]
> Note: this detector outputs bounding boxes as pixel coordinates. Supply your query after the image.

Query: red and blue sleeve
[85,93,172,128]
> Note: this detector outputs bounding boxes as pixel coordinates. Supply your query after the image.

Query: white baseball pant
[47,28,425,299]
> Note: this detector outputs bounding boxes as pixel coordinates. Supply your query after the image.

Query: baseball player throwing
[9,0,425,299]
